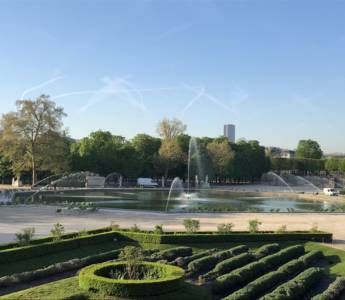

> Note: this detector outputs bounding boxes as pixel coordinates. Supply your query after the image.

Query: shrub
[188,245,248,273]
[183,219,200,233]
[149,246,192,262]
[261,267,324,299]
[154,224,164,234]
[119,246,144,279]
[110,221,120,231]
[248,219,261,233]
[78,229,88,237]
[310,223,319,233]
[130,224,141,232]
[224,250,322,300]
[78,261,185,297]
[212,245,305,294]
[50,223,65,241]
[217,223,234,233]
[255,243,281,259]
[312,277,345,300]
[15,227,35,246]
[171,248,218,267]
[200,253,254,282]
[276,225,287,233]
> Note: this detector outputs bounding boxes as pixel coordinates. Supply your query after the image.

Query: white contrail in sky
[21,76,64,99]
[180,85,205,115]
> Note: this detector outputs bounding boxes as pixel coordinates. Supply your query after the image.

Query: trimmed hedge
[212,245,305,294]
[200,253,254,282]
[79,261,185,297]
[201,244,281,282]
[255,243,281,259]
[188,245,248,273]
[0,229,332,264]
[149,247,193,262]
[170,249,218,267]
[312,277,345,300]
[261,267,324,299]
[113,231,333,244]
[0,231,119,264]
[223,250,324,300]
[0,227,112,251]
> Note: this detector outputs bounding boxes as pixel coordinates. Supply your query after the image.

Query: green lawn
[2,241,345,300]
[0,277,211,300]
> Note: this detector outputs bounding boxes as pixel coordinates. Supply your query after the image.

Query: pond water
[13,189,340,213]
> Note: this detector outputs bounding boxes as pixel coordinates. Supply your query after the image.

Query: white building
[224,124,235,143]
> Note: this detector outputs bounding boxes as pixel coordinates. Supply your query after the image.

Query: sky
[0,0,345,153]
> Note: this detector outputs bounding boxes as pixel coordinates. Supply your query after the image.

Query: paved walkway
[0,205,344,248]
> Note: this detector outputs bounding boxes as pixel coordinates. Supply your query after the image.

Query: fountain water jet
[265,171,294,192]
[295,175,321,192]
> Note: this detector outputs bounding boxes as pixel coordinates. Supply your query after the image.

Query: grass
[0,277,211,300]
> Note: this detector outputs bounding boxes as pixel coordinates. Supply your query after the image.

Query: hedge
[223,250,323,300]
[0,227,112,251]
[255,243,281,259]
[0,229,332,264]
[200,253,254,282]
[0,231,119,264]
[188,245,248,273]
[112,230,332,244]
[261,267,324,299]
[79,261,185,297]
[170,249,218,267]
[201,244,281,282]
[212,245,305,294]
[312,277,345,300]
[149,247,192,262]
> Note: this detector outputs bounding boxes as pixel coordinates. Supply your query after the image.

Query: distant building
[224,124,235,143]
[266,147,295,158]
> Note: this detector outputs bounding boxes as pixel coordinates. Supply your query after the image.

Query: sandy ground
[0,205,345,249]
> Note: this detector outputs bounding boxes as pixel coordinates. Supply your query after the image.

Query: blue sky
[1,0,345,153]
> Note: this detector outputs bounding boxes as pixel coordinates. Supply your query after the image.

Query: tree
[207,140,234,179]
[296,139,323,159]
[157,118,186,140]
[0,95,67,184]
[131,134,161,177]
[157,139,184,178]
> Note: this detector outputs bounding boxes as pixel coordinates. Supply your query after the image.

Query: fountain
[295,175,321,193]
[264,171,294,192]
[165,137,209,212]
[104,172,123,187]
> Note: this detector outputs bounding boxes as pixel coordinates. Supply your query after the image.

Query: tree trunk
[32,157,36,185]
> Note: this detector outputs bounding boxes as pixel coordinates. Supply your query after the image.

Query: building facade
[224,124,236,143]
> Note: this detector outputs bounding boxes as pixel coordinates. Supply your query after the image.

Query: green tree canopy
[296,139,323,159]
[0,95,67,184]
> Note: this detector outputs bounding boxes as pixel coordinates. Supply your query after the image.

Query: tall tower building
[224,124,235,143]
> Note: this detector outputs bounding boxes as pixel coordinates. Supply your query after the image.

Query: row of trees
[0,96,342,185]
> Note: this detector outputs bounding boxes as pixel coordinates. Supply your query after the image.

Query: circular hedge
[78,261,185,297]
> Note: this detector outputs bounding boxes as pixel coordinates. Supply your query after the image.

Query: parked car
[323,188,339,196]
[137,178,158,188]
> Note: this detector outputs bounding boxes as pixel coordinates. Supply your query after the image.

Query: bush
[188,245,248,273]
[276,225,287,234]
[310,223,319,233]
[15,227,35,246]
[255,243,281,259]
[248,220,261,233]
[183,219,200,233]
[261,267,324,299]
[171,249,218,267]
[119,246,144,280]
[200,253,254,282]
[51,223,65,241]
[217,223,234,233]
[312,277,345,300]
[223,250,323,300]
[130,224,141,232]
[78,261,185,297]
[154,224,164,234]
[110,221,120,231]
[150,246,193,262]
[212,245,305,294]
